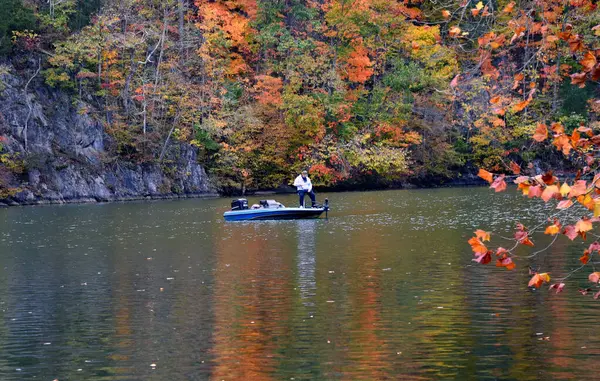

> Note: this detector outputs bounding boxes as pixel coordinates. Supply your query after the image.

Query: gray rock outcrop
[0,63,217,205]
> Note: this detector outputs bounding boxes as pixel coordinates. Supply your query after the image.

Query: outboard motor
[231,198,248,211]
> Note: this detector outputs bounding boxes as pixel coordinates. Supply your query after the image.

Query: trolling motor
[324,198,329,219]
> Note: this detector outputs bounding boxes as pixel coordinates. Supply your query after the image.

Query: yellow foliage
[400,25,458,82]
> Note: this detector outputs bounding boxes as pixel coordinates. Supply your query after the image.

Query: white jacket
[293,175,312,192]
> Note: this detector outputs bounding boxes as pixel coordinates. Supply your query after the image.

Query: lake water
[0,188,599,380]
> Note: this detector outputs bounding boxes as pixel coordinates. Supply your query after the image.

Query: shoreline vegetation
[1,1,597,208]
[1,178,489,208]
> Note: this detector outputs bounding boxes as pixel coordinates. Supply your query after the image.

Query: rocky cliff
[0,63,217,206]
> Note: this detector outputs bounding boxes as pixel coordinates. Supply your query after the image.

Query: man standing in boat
[293,170,316,208]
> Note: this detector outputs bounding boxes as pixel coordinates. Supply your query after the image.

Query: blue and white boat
[223,199,329,221]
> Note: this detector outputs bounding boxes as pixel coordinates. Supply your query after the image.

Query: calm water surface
[0,188,599,380]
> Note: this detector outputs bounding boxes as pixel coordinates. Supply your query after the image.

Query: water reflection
[1,189,600,380]
[210,221,290,380]
[296,221,317,305]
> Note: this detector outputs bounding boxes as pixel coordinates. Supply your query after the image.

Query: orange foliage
[478,168,493,183]
[532,123,548,142]
[528,273,551,288]
[344,42,373,83]
[253,75,283,106]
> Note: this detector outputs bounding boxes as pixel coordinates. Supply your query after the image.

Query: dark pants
[298,190,316,207]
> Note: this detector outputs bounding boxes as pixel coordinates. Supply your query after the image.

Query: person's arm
[307,177,313,192]
[293,175,302,188]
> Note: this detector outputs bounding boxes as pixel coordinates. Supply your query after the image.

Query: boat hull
[223,207,326,221]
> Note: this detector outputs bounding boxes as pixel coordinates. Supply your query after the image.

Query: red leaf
[509,161,521,175]
[496,257,515,270]
[563,225,579,240]
[576,218,593,233]
[571,72,587,88]
[548,283,565,294]
[588,242,600,252]
[515,226,534,247]
[542,172,557,185]
[528,185,542,198]
[473,251,492,264]
[556,200,573,209]
[580,250,590,264]
[514,176,530,184]
[541,185,559,202]
[589,272,600,283]
[568,180,587,197]
[579,288,593,295]
[490,175,507,192]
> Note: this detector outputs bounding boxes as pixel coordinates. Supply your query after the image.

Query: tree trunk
[123,50,137,112]
[178,0,185,54]
[22,59,42,153]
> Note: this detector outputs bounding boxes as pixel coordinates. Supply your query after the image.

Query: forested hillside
[0,0,599,198]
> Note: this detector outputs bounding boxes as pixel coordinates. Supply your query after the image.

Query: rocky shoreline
[0,191,219,207]
[0,62,218,207]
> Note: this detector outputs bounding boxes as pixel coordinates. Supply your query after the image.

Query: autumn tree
[449,0,600,293]
[0,0,36,54]
[12,0,600,199]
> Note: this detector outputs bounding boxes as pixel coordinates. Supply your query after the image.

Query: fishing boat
[223,198,329,221]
